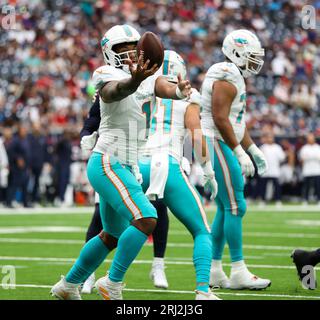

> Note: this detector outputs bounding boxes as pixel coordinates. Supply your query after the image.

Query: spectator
[28,122,48,205]
[7,125,32,208]
[290,82,317,115]
[279,139,297,199]
[54,130,72,206]
[0,134,9,205]
[0,1,319,206]
[273,77,292,105]
[271,51,294,78]
[299,133,320,205]
[259,132,286,206]
[2,127,14,207]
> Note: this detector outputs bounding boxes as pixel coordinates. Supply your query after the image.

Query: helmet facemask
[102,41,138,73]
[240,48,264,78]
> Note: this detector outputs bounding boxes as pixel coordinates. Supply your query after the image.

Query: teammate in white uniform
[201,29,271,290]
[51,24,191,300]
[139,50,220,300]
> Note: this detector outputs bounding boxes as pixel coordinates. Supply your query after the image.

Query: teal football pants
[139,155,212,292]
[65,152,157,284]
[206,138,247,263]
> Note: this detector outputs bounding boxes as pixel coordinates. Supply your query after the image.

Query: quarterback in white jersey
[201,29,271,290]
[51,25,192,301]
[92,64,157,166]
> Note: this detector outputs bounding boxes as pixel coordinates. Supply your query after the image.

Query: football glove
[131,164,143,185]
[247,144,268,176]
[233,145,255,177]
[80,131,98,151]
[202,161,218,199]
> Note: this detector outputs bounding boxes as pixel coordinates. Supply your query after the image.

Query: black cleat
[291,249,317,290]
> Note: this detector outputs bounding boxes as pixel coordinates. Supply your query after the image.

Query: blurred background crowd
[0,0,320,207]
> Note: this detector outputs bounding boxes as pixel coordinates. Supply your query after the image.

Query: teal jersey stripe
[236,93,246,123]
[150,101,158,135]
[163,99,173,133]
[163,51,170,75]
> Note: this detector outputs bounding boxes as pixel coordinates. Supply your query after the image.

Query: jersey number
[142,101,151,138]
[150,99,173,134]
[236,93,246,123]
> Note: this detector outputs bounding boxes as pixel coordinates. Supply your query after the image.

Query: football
[137,31,164,69]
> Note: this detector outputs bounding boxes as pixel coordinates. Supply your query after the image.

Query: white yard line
[0,237,318,251]
[3,284,320,300]
[169,230,320,238]
[0,207,93,215]
[243,232,320,239]
[0,226,87,234]
[0,255,318,270]
[0,224,319,239]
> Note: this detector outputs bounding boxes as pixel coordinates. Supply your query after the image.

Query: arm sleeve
[80,94,101,139]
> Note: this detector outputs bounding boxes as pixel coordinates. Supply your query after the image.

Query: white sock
[211,260,223,271]
[153,257,165,268]
[231,260,246,273]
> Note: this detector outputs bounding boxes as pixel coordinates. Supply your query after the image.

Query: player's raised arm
[212,80,255,177]
[99,53,158,103]
[155,73,192,100]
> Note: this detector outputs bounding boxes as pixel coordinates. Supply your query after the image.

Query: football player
[78,96,170,293]
[201,29,271,289]
[51,24,191,300]
[138,50,220,300]
[291,248,320,289]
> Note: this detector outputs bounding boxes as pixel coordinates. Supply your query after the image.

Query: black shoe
[291,249,317,289]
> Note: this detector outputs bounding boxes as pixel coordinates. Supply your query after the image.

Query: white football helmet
[222,29,265,78]
[101,24,140,72]
[156,50,187,83]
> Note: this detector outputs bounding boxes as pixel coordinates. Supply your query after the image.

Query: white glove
[187,88,201,105]
[233,145,255,177]
[80,131,98,151]
[181,157,191,175]
[131,164,143,184]
[201,161,218,199]
[247,144,268,176]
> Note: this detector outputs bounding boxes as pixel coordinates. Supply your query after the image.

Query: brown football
[137,31,164,69]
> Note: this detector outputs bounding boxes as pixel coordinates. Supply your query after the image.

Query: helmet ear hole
[104,53,109,61]
[235,52,240,58]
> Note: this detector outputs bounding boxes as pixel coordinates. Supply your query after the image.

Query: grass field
[0,204,319,300]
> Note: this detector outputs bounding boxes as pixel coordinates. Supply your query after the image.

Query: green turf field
[0,205,319,300]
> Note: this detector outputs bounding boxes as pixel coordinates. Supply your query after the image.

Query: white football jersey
[143,98,189,162]
[201,62,246,143]
[92,65,157,165]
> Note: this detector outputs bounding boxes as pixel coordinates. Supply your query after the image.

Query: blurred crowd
[0,0,320,206]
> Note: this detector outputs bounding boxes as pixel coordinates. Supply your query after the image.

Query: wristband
[175,85,186,99]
